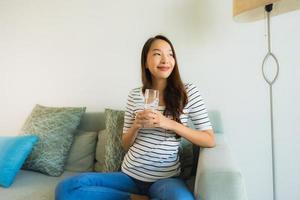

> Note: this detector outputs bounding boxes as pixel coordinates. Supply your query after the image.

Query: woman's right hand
[133,111,144,129]
[122,110,156,150]
[133,110,156,129]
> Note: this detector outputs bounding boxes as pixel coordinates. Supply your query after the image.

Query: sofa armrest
[194,134,247,200]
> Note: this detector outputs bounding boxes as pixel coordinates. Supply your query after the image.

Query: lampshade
[233,0,300,22]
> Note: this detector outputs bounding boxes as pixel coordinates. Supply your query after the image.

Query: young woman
[55,35,215,200]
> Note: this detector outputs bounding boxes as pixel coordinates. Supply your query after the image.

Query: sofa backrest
[208,110,223,134]
[77,110,222,133]
[77,112,105,132]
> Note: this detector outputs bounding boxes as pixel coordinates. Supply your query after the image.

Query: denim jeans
[55,172,194,200]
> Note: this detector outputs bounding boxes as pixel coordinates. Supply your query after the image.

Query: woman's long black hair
[141,35,188,124]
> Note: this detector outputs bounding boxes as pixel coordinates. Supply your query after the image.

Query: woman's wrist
[167,119,178,132]
[168,119,185,136]
[131,124,141,133]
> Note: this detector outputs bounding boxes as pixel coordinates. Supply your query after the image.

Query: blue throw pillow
[0,135,38,187]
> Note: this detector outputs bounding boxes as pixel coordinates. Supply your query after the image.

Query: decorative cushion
[0,135,38,187]
[65,130,98,172]
[94,129,107,172]
[20,104,86,176]
[94,109,125,172]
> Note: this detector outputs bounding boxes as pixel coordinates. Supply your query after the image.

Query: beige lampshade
[233,0,300,22]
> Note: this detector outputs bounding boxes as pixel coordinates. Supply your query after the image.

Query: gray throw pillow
[94,129,107,172]
[21,104,86,176]
[65,130,98,172]
[95,108,125,172]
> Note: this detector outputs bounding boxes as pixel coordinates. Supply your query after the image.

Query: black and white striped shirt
[121,83,212,182]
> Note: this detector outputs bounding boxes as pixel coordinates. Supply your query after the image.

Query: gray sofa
[0,111,247,200]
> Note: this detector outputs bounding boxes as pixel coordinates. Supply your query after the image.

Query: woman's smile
[157,65,170,71]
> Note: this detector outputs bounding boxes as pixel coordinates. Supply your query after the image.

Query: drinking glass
[144,89,159,110]
[143,89,159,128]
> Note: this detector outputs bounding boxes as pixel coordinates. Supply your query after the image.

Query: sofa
[0,110,247,200]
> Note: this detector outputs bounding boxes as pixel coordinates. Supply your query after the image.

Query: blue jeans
[55,172,194,200]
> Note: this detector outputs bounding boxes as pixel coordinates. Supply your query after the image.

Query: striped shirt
[121,83,212,182]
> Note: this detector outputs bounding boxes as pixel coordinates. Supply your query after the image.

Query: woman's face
[146,39,175,80]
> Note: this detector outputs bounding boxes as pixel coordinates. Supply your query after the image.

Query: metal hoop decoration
[262,52,279,86]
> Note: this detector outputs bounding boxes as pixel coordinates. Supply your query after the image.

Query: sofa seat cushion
[0,170,78,200]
